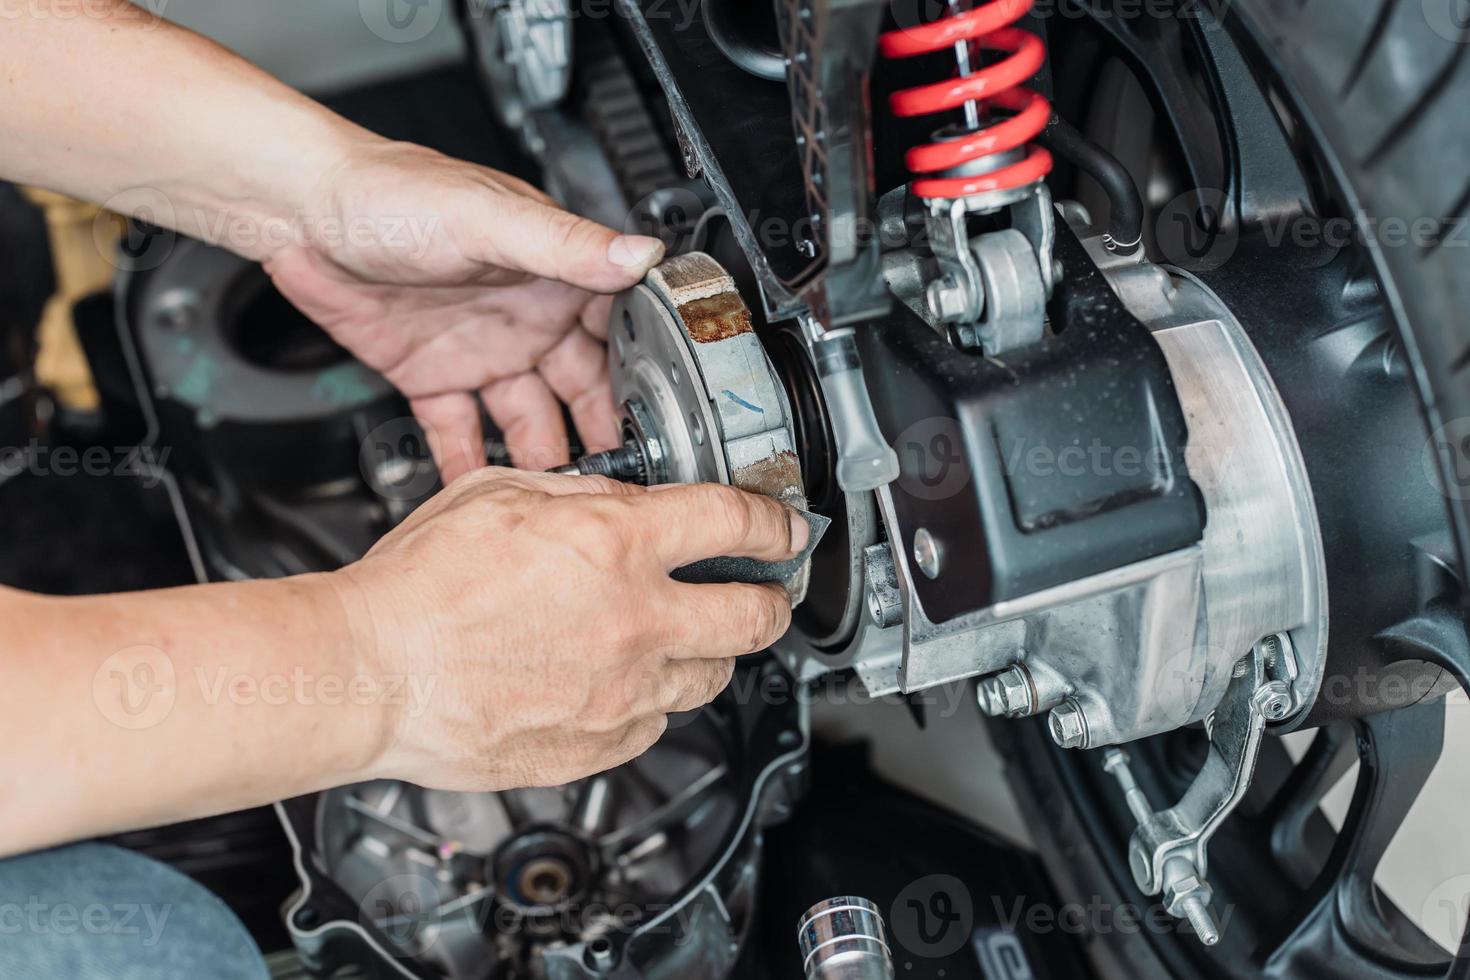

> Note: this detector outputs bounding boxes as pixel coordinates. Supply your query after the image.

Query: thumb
[492,197,665,293]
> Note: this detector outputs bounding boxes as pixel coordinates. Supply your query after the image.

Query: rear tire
[1006,2,1470,975]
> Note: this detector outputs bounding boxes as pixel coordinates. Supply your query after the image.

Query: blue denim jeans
[0,842,270,980]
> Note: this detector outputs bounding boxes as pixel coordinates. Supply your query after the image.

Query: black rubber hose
[1039,115,1144,253]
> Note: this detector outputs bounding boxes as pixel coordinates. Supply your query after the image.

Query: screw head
[1048,700,1088,749]
[912,528,942,580]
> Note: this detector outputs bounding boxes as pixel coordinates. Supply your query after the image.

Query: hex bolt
[912,528,943,580]
[1048,699,1089,749]
[977,675,1007,717]
[926,276,969,323]
[993,664,1040,717]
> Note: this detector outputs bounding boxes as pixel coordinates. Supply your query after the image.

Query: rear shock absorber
[879,0,1058,353]
[879,0,1053,204]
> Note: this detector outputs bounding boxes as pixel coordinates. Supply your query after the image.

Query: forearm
[0,0,379,257]
[0,574,398,856]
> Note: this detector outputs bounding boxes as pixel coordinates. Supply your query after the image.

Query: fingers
[491,196,666,294]
[481,372,570,469]
[580,293,615,341]
[602,715,668,771]
[410,392,483,485]
[666,581,793,658]
[637,483,810,567]
[452,466,644,499]
[656,659,737,713]
[538,326,620,454]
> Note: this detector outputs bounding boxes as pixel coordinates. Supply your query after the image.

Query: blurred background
[151,0,465,93]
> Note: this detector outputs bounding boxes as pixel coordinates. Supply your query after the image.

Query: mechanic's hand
[263,139,666,482]
[336,469,808,791]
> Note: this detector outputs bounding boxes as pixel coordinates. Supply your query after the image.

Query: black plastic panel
[630,0,814,285]
[859,223,1206,623]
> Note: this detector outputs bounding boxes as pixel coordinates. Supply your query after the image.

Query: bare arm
[0,473,804,857]
[0,0,367,256]
[0,574,385,854]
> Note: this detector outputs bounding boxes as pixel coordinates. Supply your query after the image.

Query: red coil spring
[879,0,1053,200]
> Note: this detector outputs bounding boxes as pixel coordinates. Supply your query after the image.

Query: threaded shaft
[552,444,648,484]
[1179,895,1220,946]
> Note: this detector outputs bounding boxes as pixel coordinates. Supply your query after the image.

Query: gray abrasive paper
[671,511,832,599]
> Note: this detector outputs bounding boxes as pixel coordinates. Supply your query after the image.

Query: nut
[1163,873,1211,917]
[1048,700,1089,749]
[1254,680,1294,721]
